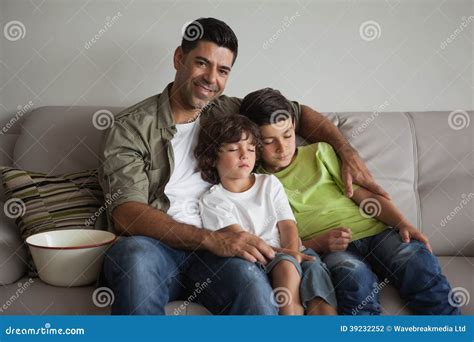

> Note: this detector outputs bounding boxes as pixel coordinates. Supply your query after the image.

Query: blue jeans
[101,235,278,315]
[261,249,337,308]
[322,229,460,315]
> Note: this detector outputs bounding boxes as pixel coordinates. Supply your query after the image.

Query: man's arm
[112,202,275,262]
[298,105,390,199]
[351,187,432,253]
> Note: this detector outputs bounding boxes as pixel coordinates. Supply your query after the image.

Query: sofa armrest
[0,202,27,284]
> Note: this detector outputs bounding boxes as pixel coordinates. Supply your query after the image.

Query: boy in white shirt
[195,114,337,315]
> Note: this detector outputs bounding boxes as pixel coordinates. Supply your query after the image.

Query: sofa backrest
[12,106,122,174]
[408,111,473,257]
[2,107,473,256]
[332,111,473,257]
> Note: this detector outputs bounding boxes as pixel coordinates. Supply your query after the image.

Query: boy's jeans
[322,229,460,315]
[101,235,278,315]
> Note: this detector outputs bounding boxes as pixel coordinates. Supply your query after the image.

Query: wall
[0,0,472,133]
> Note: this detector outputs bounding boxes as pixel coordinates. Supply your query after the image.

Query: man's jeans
[322,229,460,315]
[101,235,278,315]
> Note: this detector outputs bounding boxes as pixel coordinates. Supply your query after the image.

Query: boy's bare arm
[351,187,433,252]
[299,105,390,199]
[112,202,276,262]
[277,220,315,263]
[277,220,300,251]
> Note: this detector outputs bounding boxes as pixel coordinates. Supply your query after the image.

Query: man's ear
[173,46,184,70]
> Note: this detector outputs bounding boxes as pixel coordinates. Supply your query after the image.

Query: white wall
[0,0,472,133]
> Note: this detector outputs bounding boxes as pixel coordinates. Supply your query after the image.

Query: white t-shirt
[164,118,211,227]
[199,174,296,248]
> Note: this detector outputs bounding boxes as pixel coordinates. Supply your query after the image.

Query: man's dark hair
[195,115,261,185]
[239,88,295,126]
[181,18,238,65]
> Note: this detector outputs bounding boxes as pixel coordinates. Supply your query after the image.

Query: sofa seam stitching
[404,111,422,231]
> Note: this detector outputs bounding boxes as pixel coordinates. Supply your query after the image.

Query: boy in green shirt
[240,88,459,315]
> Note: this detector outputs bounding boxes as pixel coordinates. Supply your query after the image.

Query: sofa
[0,106,472,315]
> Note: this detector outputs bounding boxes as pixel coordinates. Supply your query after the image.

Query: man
[99,17,389,315]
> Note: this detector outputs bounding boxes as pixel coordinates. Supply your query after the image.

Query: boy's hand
[397,225,433,253]
[307,227,352,254]
[340,148,390,200]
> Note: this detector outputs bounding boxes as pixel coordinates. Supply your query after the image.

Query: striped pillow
[0,167,105,275]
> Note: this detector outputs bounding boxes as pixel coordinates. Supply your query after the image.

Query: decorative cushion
[0,134,18,203]
[0,167,106,275]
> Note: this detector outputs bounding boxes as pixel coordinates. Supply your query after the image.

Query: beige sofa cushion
[409,111,473,256]
[328,112,418,228]
[2,256,470,315]
[13,107,122,174]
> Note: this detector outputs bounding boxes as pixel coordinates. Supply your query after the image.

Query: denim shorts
[259,248,337,309]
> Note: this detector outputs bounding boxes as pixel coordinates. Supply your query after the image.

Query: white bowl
[26,229,116,287]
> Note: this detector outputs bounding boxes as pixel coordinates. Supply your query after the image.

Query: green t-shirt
[258,142,387,241]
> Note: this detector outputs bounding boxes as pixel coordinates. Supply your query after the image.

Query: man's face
[173,41,234,110]
[260,118,297,173]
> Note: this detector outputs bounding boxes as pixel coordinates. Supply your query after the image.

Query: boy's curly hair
[195,114,262,185]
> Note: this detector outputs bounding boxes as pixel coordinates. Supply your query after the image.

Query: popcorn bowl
[26,229,116,287]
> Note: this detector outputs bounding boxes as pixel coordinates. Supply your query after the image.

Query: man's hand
[305,227,352,254]
[203,229,276,264]
[340,147,390,200]
[298,106,389,200]
[398,225,433,253]
[278,249,316,264]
